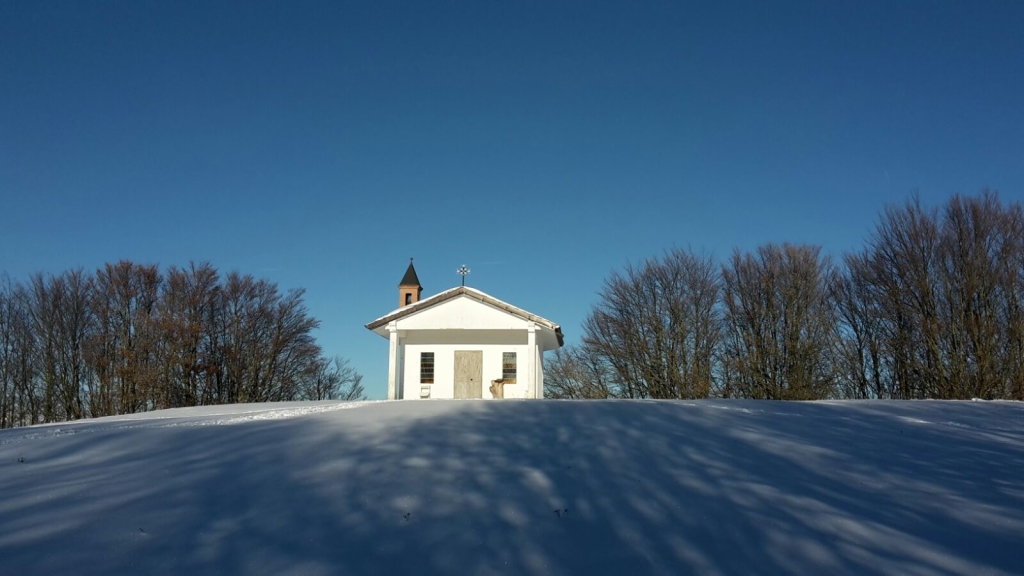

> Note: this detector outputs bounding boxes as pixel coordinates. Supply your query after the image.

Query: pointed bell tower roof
[399,258,422,288]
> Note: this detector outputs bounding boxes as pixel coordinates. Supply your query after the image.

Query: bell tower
[399,258,423,307]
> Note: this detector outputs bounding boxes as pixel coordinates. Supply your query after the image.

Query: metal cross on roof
[457,264,470,286]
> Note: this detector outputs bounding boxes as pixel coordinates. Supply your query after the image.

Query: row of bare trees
[547,191,1024,401]
[0,261,363,428]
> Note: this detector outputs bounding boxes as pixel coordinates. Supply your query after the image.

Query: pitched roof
[399,259,421,287]
[365,286,564,346]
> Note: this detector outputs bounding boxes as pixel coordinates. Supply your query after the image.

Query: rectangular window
[502,352,517,383]
[420,352,434,384]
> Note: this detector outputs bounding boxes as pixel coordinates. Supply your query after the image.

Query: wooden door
[453,350,483,399]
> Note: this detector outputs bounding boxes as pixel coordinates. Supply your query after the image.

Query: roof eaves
[364,286,464,330]
[459,287,561,332]
[365,286,565,346]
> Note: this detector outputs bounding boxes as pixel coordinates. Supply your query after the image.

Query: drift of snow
[1,399,1022,575]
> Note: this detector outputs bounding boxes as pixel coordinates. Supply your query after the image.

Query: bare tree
[0,278,45,426]
[85,261,162,416]
[214,273,323,403]
[26,273,60,421]
[583,248,721,399]
[153,262,221,408]
[0,276,36,427]
[544,345,613,399]
[868,197,944,398]
[50,269,94,420]
[0,279,9,427]
[721,244,838,400]
[0,260,360,429]
[832,254,888,398]
[301,356,365,401]
[938,192,1023,399]
[841,192,1024,399]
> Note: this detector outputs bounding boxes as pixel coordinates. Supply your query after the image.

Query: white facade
[399,341,540,400]
[366,287,563,400]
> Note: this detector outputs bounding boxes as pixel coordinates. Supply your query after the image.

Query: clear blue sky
[3,1,1023,399]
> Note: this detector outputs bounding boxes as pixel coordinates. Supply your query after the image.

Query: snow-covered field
[1,400,1022,576]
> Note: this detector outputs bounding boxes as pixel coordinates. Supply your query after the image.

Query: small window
[502,352,517,383]
[420,352,434,384]
[405,292,412,305]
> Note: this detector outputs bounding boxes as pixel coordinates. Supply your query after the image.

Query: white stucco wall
[536,344,544,398]
[399,297,530,331]
[400,342,538,400]
[376,293,559,399]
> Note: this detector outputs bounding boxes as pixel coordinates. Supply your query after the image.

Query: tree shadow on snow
[1,400,1022,576]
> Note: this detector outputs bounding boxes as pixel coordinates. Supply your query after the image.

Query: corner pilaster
[387,321,400,400]
[526,322,537,399]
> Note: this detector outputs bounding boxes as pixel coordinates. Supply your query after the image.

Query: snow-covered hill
[2,400,1022,576]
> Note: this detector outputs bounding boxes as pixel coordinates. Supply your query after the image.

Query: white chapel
[366,260,563,400]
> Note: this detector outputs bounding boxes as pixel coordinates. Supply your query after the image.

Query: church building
[366,260,563,400]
